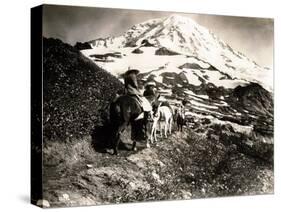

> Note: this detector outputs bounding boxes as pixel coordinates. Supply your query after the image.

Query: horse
[175,106,186,132]
[150,105,173,144]
[109,95,153,155]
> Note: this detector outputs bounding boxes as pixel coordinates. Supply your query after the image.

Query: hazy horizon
[43,5,274,69]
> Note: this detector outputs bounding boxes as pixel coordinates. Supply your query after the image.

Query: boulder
[131,48,143,54]
[155,47,180,55]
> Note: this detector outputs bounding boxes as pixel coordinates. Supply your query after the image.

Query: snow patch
[184,89,209,100]
[190,100,218,110]
[154,75,163,83]
[182,70,201,86]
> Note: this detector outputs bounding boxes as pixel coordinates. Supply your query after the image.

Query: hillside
[43,38,123,141]
[43,128,273,207]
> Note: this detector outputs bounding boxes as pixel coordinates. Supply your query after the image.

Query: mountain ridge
[80,14,272,91]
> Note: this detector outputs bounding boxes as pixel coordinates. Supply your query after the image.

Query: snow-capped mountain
[77,15,274,138]
[81,14,272,91]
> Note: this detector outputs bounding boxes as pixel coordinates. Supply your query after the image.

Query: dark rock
[124,40,138,47]
[202,118,211,125]
[74,42,92,50]
[155,47,180,55]
[178,63,203,70]
[141,39,155,47]
[131,48,143,54]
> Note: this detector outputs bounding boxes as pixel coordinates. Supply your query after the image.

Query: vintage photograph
[33,4,273,208]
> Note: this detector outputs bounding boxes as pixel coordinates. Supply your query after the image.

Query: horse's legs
[154,121,158,142]
[177,117,180,131]
[159,121,163,138]
[150,120,154,143]
[113,121,127,155]
[132,140,137,151]
[150,123,155,143]
[146,122,151,148]
[130,123,139,151]
[169,118,172,134]
[179,121,182,131]
[146,139,150,148]
[113,132,121,155]
[164,120,168,138]
[153,126,157,143]
[150,127,154,144]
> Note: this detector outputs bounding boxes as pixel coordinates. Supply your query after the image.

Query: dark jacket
[123,70,142,96]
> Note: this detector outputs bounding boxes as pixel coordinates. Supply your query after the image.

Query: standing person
[180,99,187,112]
[176,99,187,131]
[179,99,187,119]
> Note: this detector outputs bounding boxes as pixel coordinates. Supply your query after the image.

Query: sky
[43,4,274,68]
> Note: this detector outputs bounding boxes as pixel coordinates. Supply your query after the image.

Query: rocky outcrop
[231,83,273,115]
[132,48,143,54]
[141,39,155,47]
[179,63,203,70]
[155,47,180,55]
[74,42,92,50]
[208,123,273,163]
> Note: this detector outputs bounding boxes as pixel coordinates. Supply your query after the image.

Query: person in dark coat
[121,69,152,141]
[121,69,152,112]
[122,69,142,96]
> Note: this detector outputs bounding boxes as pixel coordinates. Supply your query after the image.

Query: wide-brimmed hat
[122,69,140,76]
[145,81,156,87]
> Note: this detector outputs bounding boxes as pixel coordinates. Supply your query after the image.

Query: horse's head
[177,106,185,119]
[141,94,158,122]
[144,107,156,123]
[153,104,160,116]
[145,102,160,123]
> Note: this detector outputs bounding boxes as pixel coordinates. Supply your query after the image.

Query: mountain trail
[43,128,273,207]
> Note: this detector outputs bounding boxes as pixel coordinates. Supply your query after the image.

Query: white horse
[150,105,173,144]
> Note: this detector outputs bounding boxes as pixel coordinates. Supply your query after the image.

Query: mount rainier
[80,14,272,92]
[78,14,273,135]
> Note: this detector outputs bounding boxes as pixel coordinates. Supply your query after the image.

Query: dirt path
[43,129,273,208]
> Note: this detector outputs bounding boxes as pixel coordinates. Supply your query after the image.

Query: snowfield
[81,14,273,92]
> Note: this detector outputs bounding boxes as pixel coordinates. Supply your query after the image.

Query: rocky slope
[43,128,273,207]
[43,38,123,141]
